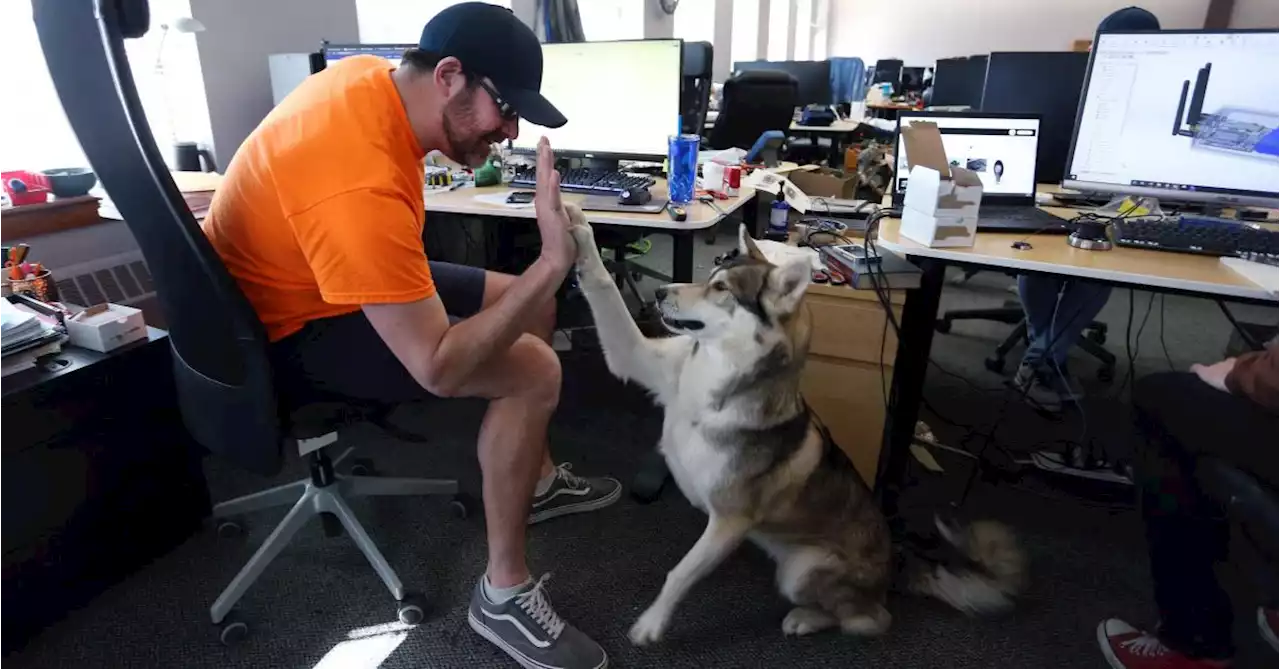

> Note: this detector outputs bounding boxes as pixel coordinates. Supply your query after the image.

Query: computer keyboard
[509,167,655,195]
[1112,217,1279,262]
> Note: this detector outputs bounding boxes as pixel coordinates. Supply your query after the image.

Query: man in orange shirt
[203,4,612,667]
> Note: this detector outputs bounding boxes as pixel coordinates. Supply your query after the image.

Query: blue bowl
[40,167,98,198]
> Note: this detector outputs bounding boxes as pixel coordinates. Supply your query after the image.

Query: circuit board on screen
[1194,111,1280,155]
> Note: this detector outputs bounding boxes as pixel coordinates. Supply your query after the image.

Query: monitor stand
[577,157,621,173]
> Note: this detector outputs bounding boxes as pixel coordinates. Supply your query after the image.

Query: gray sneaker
[528,464,621,525]
[1014,362,1062,412]
[468,574,608,669]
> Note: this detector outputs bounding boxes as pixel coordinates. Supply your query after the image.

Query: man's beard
[441,92,501,168]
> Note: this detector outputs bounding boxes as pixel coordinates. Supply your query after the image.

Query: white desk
[423,180,759,282]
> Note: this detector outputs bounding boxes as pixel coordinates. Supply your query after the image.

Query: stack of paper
[2,299,66,376]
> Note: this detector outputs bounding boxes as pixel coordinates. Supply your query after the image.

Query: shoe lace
[554,463,588,489]
[516,574,565,640]
[1120,633,1173,658]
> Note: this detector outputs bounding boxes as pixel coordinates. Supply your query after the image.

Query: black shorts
[270,261,486,405]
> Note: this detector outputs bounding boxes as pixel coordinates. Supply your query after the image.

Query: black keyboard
[509,167,655,195]
[1113,218,1279,262]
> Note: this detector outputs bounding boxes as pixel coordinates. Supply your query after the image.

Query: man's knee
[509,333,562,408]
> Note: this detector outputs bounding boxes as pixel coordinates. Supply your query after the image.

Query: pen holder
[5,270,58,302]
[667,134,699,204]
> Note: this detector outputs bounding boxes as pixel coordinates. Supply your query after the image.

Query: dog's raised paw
[782,607,837,636]
[628,607,669,645]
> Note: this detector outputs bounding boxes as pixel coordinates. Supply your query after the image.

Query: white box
[898,121,983,248]
[66,303,146,352]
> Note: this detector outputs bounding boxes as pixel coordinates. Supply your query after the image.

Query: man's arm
[363,137,576,397]
[1225,340,1278,411]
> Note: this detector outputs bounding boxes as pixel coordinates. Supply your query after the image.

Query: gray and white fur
[566,207,1025,644]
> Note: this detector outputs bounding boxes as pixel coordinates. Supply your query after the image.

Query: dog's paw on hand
[628,606,670,645]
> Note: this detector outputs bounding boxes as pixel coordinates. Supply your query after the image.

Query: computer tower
[980,51,1089,184]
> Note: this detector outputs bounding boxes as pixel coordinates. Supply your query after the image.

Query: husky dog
[566,206,1025,644]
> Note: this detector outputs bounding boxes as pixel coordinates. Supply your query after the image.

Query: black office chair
[35,0,463,644]
[680,41,713,136]
[707,70,798,152]
[935,300,1116,382]
[1197,457,1277,595]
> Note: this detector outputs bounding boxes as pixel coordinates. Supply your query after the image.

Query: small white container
[66,303,146,352]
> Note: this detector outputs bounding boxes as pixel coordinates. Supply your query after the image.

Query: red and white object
[725,165,742,196]
[66,303,146,352]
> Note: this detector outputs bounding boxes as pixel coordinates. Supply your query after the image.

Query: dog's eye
[710,282,728,292]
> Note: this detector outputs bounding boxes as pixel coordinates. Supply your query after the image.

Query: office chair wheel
[984,356,1006,374]
[1097,365,1115,383]
[349,457,378,476]
[449,493,473,519]
[321,511,344,538]
[218,614,248,646]
[935,319,952,334]
[216,520,244,539]
[397,593,427,626]
[1085,329,1106,346]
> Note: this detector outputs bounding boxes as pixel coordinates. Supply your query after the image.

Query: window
[578,0,643,42]
[811,0,829,61]
[356,0,510,43]
[730,0,761,66]
[0,0,211,173]
[793,0,812,60]
[766,0,791,61]
[674,0,716,47]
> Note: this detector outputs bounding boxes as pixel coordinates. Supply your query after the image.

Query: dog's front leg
[630,514,751,645]
[568,212,684,398]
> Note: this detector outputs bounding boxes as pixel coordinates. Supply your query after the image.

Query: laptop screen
[893,113,1041,200]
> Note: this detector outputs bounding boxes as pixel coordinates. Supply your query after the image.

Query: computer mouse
[618,187,652,206]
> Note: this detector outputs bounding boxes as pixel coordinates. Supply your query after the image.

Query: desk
[2,328,210,651]
[423,180,759,283]
[871,202,1279,517]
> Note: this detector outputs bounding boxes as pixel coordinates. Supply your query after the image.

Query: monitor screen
[512,40,682,160]
[733,60,832,105]
[323,44,411,69]
[981,52,1089,184]
[1065,30,1280,206]
[931,56,986,108]
[895,113,1041,198]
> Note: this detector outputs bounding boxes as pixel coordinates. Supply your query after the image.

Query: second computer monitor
[321,43,412,69]
[1065,29,1279,207]
[931,55,987,108]
[512,39,683,161]
[733,60,832,105]
[981,51,1089,184]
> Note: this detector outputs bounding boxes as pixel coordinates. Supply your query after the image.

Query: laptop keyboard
[978,205,1071,232]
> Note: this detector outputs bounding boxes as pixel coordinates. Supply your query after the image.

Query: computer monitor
[321,43,412,69]
[732,60,832,105]
[511,39,683,162]
[873,59,904,88]
[930,56,986,107]
[893,111,1042,204]
[1064,29,1280,208]
[900,66,927,95]
[981,51,1089,184]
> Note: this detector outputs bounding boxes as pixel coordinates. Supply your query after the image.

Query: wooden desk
[424,180,759,282]
[871,201,1279,518]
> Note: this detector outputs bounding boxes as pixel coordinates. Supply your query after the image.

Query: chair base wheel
[450,493,473,519]
[935,319,952,334]
[350,457,377,477]
[398,594,427,626]
[218,615,248,646]
[216,520,243,539]
[984,357,1006,374]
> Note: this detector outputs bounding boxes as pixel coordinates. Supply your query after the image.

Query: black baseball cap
[418,2,566,128]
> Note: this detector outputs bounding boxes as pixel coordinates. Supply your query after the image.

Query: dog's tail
[898,515,1026,616]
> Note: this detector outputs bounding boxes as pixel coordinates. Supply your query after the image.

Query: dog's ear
[768,257,811,313]
[738,224,767,261]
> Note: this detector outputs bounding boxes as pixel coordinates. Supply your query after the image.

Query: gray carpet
[8,247,1276,668]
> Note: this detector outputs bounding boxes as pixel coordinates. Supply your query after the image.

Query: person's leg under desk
[1130,371,1277,660]
[1043,282,1112,368]
[1017,274,1065,366]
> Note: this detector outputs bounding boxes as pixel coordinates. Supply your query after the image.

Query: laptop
[891,111,1070,233]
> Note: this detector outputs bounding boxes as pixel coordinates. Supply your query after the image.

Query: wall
[190,0,360,166]
[829,0,1213,65]
[1230,0,1280,27]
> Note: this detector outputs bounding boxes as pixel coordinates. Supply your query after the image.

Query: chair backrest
[707,70,798,151]
[34,0,285,476]
[680,41,713,136]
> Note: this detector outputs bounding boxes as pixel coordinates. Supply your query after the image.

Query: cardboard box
[66,303,146,352]
[898,121,983,248]
[788,165,858,200]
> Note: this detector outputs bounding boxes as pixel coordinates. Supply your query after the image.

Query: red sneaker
[1259,608,1277,652]
[1097,619,1231,669]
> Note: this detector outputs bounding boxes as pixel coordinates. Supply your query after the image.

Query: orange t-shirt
[202,55,433,342]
